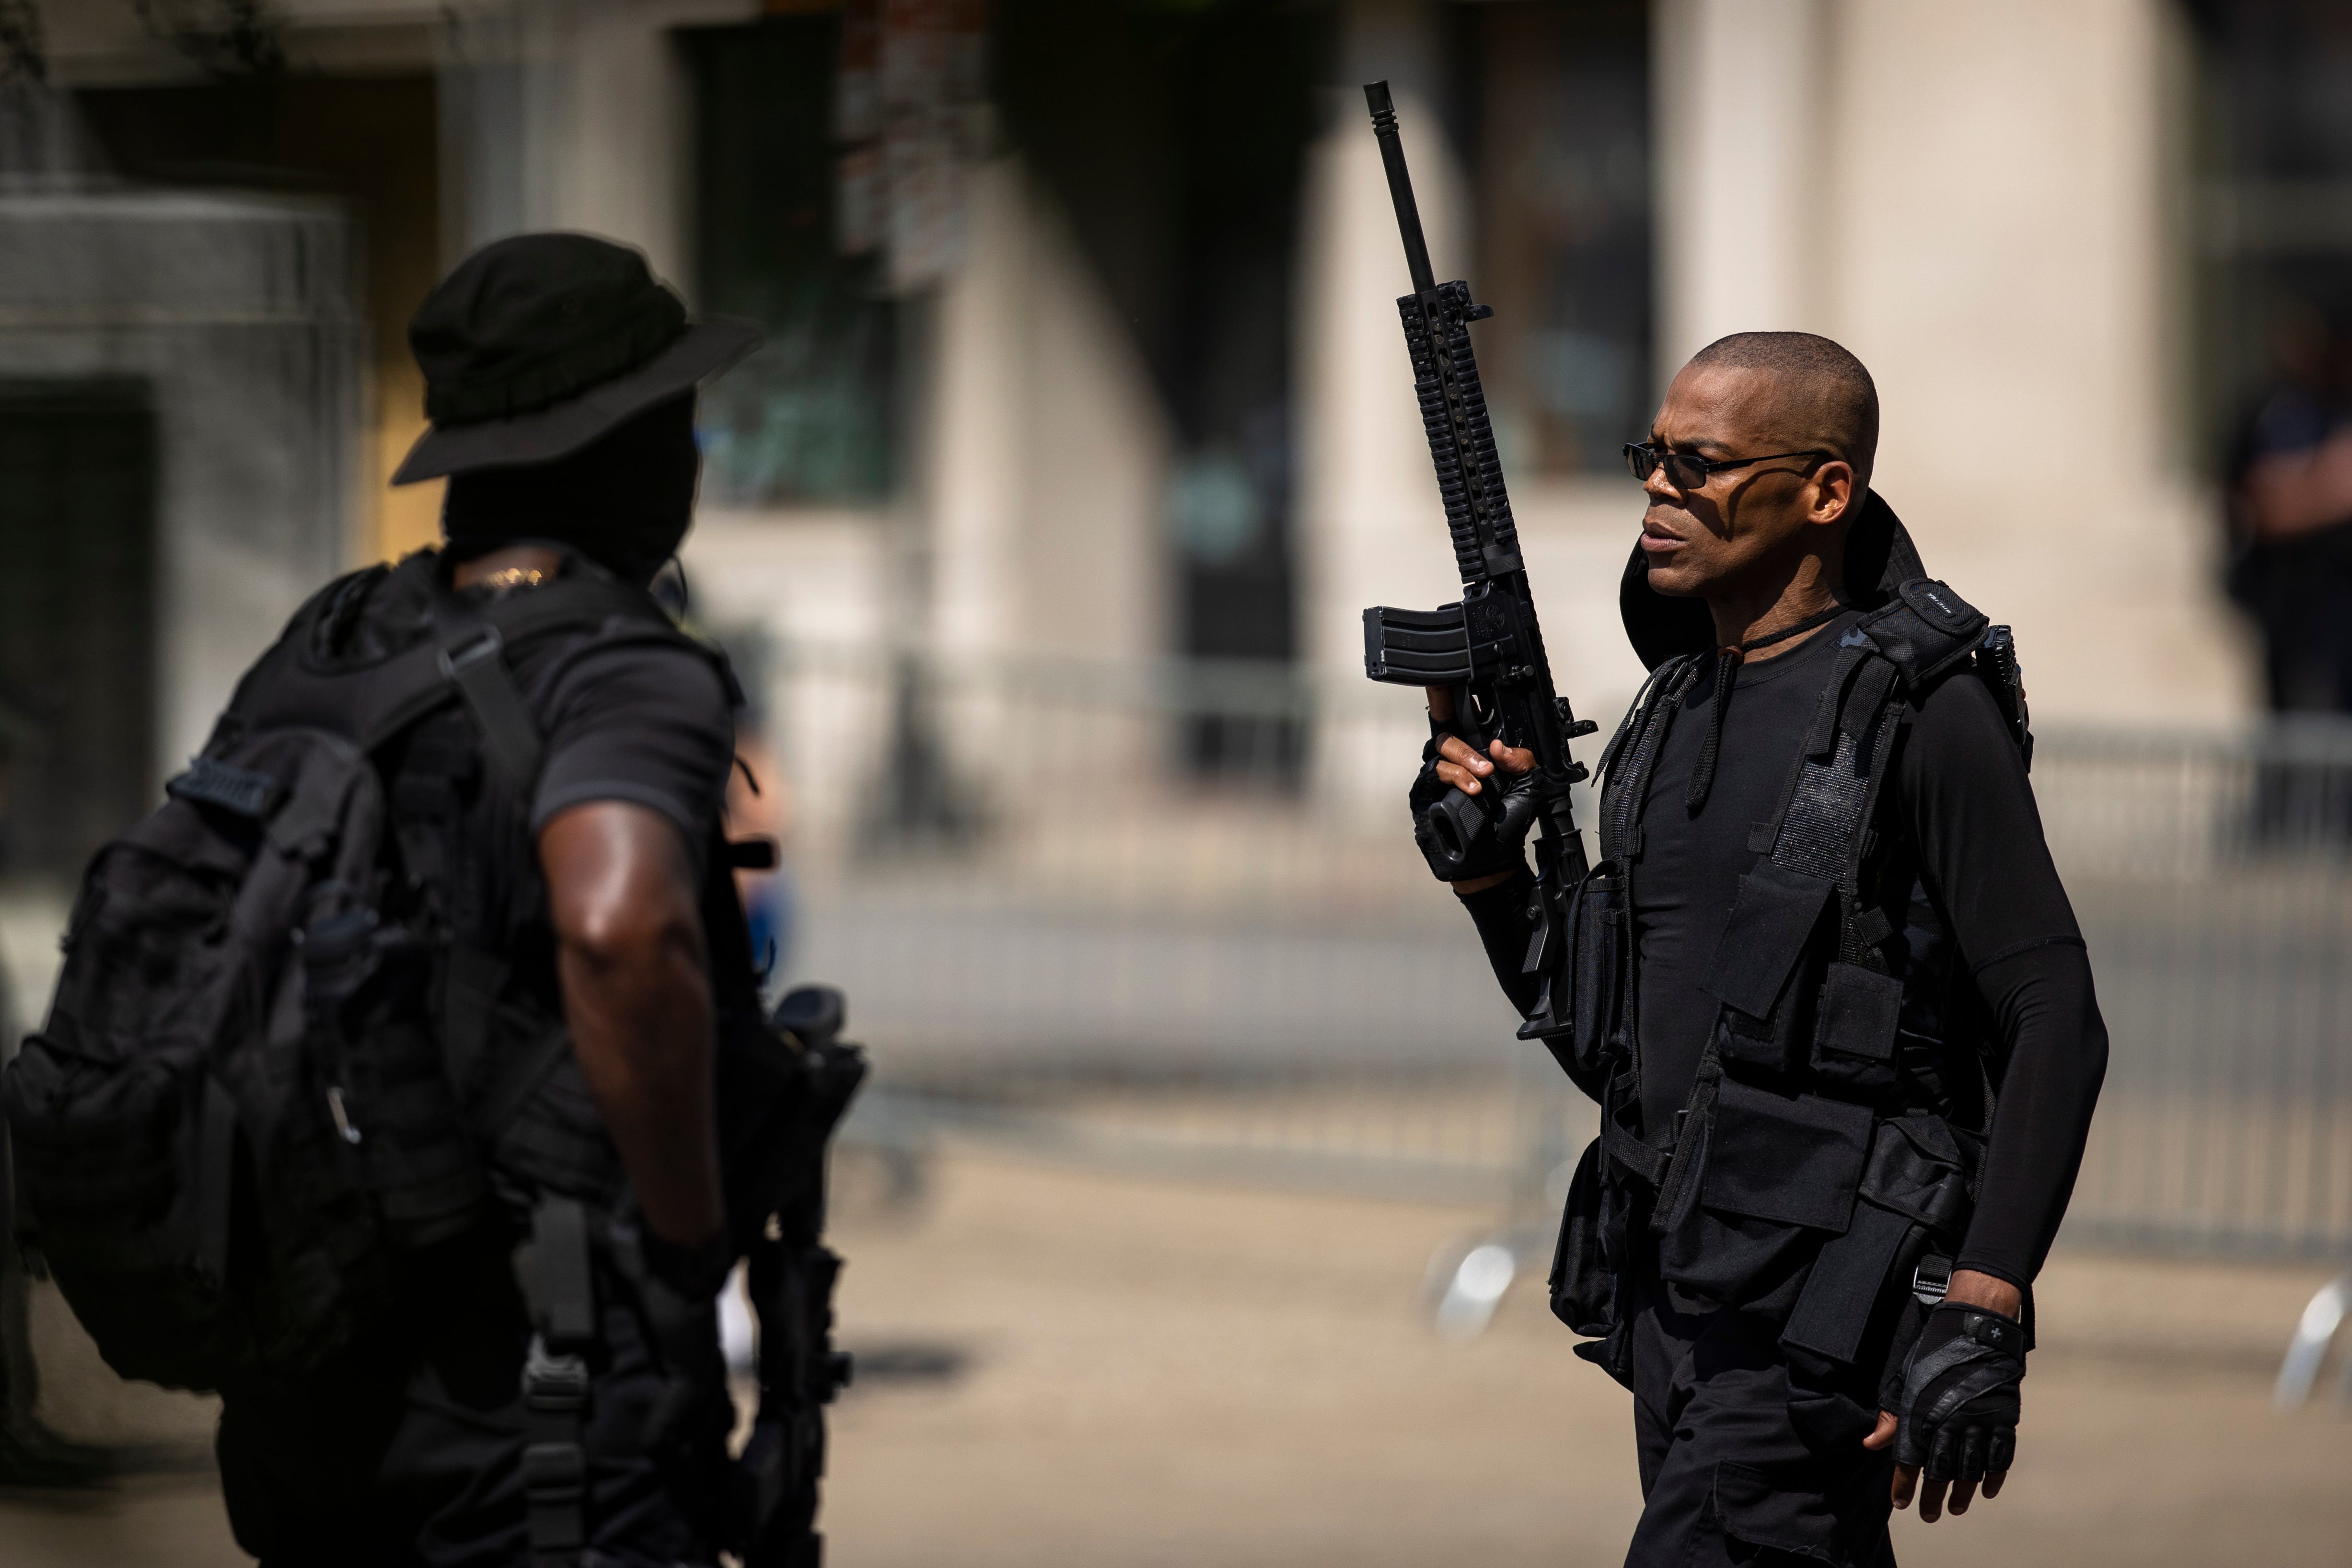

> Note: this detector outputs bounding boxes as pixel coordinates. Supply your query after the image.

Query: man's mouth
[1640,522,1685,556]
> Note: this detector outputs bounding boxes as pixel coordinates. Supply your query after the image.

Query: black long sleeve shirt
[1461,616,2108,1289]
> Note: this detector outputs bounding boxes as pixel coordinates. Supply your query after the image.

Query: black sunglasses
[1623,442,1828,490]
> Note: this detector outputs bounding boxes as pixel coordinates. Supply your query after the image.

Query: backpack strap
[427,595,545,795]
[519,1194,597,1567]
[222,552,703,778]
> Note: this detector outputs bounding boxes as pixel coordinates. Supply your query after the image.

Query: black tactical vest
[1548,496,2032,1378]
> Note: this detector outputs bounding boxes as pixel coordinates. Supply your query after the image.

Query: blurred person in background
[0,692,105,1487]
[727,724,797,998]
[2226,301,2352,715]
[1414,335,2108,1567]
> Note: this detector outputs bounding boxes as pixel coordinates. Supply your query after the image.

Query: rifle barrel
[1363,81,1437,296]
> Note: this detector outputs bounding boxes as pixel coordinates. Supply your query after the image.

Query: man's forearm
[1955,942,2109,1289]
[560,933,724,1246]
[1458,864,1541,1017]
[541,801,728,1250]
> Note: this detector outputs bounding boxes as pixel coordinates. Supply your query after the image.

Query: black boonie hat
[391,232,762,484]
[1618,490,1927,670]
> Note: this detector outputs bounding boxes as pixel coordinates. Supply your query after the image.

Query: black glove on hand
[628,1226,735,1457]
[1892,1301,2026,1482]
[1408,736,1542,883]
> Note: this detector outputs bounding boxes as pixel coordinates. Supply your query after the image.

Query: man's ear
[1810,459,1858,526]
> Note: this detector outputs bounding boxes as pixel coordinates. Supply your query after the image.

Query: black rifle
[1358,81,1595,1041]
[721,984,866,1568]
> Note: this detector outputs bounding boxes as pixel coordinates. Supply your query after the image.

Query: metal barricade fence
[2038,722,2352,1260]
[756,641,2352,1265]
[760,640,1568,1206]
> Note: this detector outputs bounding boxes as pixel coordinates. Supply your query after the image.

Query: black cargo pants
[215,1239,727,1568]
[1623,1267,1899,1567]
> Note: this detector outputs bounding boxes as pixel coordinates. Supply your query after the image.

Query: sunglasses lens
[1666,454,1707,489]
[1625,444,1658,481]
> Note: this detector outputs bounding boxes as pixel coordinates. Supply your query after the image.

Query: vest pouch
[1569,866,1629,1076]
[1658,1075,1874,1306]
[1857,1111,1973,1240]
[1703,865,1835,1077]
[1716,1010,1798,1076]
[344,1011,484,1249]
[1547,1137,1613,1336]
[1808,961,1903,1095]
[1703,1079,1874,1231]
[1781,1113,1973,1371]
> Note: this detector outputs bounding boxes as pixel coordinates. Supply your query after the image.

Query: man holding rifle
[1359,87,2108,1566]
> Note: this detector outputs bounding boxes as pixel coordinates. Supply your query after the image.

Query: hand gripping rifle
[1358,81,1595,1041]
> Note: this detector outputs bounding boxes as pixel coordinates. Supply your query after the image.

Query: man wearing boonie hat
[209,233,776,1567]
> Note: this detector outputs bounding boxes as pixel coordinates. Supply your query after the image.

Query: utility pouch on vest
[1781,1113,1974,1368]
[1857,1112,1973,1236]
[1547,1137,1612,1336]
[1809,961,1904,1095]
[1655,1072,1876,1304]
[1703,864,1835,1076]
[1700,1079,1873,1233]
[1552,1133,1641,1387]
[1567,866,1629,1079]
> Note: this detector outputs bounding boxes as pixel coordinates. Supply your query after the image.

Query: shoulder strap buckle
[436,625,505,681]
[430,608,546,793]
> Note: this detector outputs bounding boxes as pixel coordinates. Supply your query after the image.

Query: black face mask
[441,392,700,584]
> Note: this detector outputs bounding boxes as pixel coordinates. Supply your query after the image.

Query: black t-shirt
[498,591,737,858]
[1629,619,1858,1138]
[1460,616,2109,1289]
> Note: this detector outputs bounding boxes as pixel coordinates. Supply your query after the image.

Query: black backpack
[0,553,704,1392]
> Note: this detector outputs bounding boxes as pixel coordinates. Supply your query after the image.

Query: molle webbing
[1597,654,1705,864]
[1645,652,1905,1241]
[1760,648,1904,966]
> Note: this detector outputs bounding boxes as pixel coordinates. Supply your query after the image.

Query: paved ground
[3,1145,2349,1566]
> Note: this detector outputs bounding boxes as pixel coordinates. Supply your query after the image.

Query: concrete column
[437,0,750,289]
[1653,0,1834,373]
[1828,0,2245,721]
[1296,0,1469,683]
[928,159,1168,669]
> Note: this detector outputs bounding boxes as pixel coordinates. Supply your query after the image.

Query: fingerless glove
[1892,1301,2026,1482]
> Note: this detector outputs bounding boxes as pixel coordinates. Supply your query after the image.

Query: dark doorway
[995,0,1328,783]
[0,382,158,881]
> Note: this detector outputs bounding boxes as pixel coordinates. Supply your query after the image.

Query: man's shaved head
[1686,331,1878,491]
